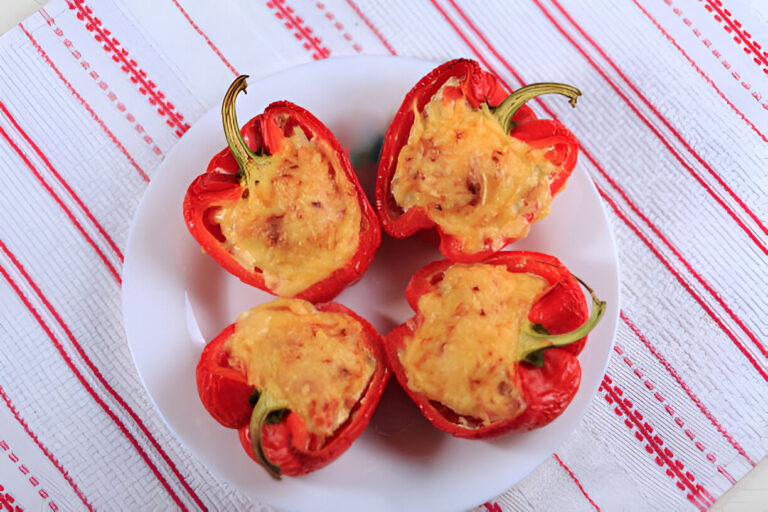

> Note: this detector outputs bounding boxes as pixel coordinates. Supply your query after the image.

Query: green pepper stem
[519,273,605,364]
[221,75,269,182]
[492,82,581,133]
[249,391,289,480]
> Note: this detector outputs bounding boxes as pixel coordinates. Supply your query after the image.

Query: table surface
[0,0,765,510]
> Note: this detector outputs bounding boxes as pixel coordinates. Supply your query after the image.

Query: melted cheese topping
[214,128,361,296]
[392,80,558,254]
[225,299,376,442]
[399,264,548,425]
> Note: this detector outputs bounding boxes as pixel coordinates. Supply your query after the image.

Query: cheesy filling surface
[392,80,558,253]
[214,127,362,296]
[399,264,548,425]
[225,299,376,442]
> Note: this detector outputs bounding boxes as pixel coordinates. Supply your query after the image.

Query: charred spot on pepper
[429,271,445,286]
[248,389,261,408]
[466,172,482,199]
[265,408,289,425]
[496,380,513,396]
[263,215,285,247]
[524,349,547,367]
[429,400,485,429]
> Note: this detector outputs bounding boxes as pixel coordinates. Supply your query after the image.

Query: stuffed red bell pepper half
[196,298,389,478]
[376,59,580,262]
[184,76,381,303]
[384,251,605,438]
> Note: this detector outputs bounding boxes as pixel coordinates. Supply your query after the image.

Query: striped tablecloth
[0,1,765,510]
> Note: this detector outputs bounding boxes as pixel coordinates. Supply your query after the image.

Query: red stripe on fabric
[170,0,238,75]
[614,343,728,471]
[0,385,93,511]
[0,481,22,512]
[39,6,54,24]
[0,101,124,263]
[553,453,600,511]
[535,0,768,253]
[315,2,363,53]
[538,0,768,352]
[0,257,188,511]
[0,242,208,512]
[660,3,766,112]
[268,0,330,60]
[704,0,768,69]
[19,23,150,182]
[67,0,191,136]
[434,0,768,377]
[0,125,121,283]
[584,135,768,360]
[632,0,768,143]
[549,0,768,239]
[40,10,164,158]
[344,0,397,55]
[621,312,756,466]
[597,187,768,380]
[601,376,712,510]
[700,483,717,504]
[718,465,737,484]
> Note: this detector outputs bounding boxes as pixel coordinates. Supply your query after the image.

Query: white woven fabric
[0,0,765,510]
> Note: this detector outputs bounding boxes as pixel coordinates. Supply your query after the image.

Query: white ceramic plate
[122,56,619,512]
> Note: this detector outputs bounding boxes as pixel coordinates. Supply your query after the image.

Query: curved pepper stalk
[249,392,289,479]
[520,272,605,366]
[221,75,270,182]
[492,83,581,133]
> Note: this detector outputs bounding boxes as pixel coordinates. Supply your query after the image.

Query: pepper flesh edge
[375,59,579,262]
[184,97,382,303]
[384,251,595,438]
[196,301,389,476]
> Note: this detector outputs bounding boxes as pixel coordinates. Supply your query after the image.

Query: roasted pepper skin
[196,301,389,476]
[375,59,579,262]
[384,251,588,439]
[184,101,381,303]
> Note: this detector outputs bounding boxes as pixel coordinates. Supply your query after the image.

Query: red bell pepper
[196,300,389,478]
[375,59,580,262]
[184,76,380,303]
[384,251,605,439]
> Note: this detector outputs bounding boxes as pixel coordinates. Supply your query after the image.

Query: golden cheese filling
[392,80,558,253]
[214,128,362,296]
[225,299,376,442]
[399,264,548,425]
